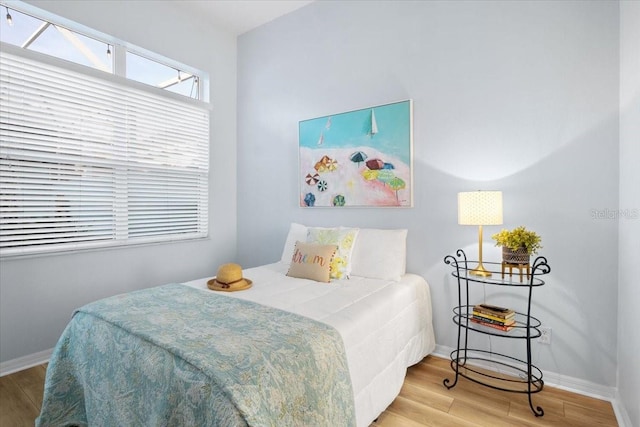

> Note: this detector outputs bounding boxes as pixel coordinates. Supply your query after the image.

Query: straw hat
[207,263,252,292]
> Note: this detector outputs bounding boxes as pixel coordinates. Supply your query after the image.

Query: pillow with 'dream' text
[286,241,337,283]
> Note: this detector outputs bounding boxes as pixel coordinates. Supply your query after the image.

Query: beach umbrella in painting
[349,151,368,166]
[388,177,406,202]
[304,193,316,207]
[382,162,395,170]
[376,169,395,183]
[361,169,378,180]
[314,155,337,173]
[366,158,384,170]
[333,195,346,206]
[305,173,320,185]
[317,180,328,192]
[314,160,328,173]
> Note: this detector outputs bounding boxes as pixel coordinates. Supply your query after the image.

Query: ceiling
[184,0,315,35]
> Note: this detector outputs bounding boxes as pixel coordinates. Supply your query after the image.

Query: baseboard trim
[0,348,52,377]
[433,345,631,427]
[612,389,633,427]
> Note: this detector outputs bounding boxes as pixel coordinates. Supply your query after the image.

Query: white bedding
[183,261,435,426]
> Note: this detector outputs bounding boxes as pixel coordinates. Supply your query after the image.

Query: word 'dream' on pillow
[286,241,337,283]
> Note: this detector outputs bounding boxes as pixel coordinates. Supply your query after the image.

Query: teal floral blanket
[37,284,355,426]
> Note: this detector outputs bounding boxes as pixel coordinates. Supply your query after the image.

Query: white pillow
[350,228,408,281]
[307,227,359,280]
[280,223,308,265]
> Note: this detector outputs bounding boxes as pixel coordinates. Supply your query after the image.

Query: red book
[471,317,515,332]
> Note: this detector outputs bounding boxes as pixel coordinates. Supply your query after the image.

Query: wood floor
[0,363,46,427]
[373,356,618,427]
[0,355,617,427]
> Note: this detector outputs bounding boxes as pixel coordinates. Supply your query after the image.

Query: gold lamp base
[471,225,492,277]
[470,263,492,277]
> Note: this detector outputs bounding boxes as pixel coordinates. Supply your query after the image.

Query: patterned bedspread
[36,284,355,427]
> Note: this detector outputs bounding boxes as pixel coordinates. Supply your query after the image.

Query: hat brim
[207,278,252,292]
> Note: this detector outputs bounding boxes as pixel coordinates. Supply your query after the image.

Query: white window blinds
[0,45,209,257]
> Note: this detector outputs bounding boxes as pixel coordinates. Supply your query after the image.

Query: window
[0,4,202,100]
[127,52,200,100]
[0,4,209,257]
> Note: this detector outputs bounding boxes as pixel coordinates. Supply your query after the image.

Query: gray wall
[237,0,621,388]
[0,0,238,364]
[618,2,640,426]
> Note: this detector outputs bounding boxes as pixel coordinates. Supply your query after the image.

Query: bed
[37,225,435,427]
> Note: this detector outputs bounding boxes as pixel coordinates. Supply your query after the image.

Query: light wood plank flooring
[0,355,617,426]
[0,363,46,427]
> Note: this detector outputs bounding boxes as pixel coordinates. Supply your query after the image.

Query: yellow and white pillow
[307,227,359,280]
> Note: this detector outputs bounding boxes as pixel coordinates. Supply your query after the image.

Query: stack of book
[471,303,516,331]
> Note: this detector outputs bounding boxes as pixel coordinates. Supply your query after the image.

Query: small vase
[502,247,530,264]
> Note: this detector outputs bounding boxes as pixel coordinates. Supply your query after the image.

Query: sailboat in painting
[369,109,378,137]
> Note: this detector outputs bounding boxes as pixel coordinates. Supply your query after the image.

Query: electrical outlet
[539,327,552,345]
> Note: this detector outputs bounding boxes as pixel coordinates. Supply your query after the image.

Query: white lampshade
[458,191,503,225]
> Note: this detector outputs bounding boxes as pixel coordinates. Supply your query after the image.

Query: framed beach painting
[299,100,413,208]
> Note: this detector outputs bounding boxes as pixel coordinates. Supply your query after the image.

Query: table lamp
[458,191,503,276]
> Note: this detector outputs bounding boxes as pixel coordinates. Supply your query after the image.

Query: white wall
[237,0,621,389]
[0,0,238,364]
[618,2,640,426]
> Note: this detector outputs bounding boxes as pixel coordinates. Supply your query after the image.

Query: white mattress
[183,262,435,426]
